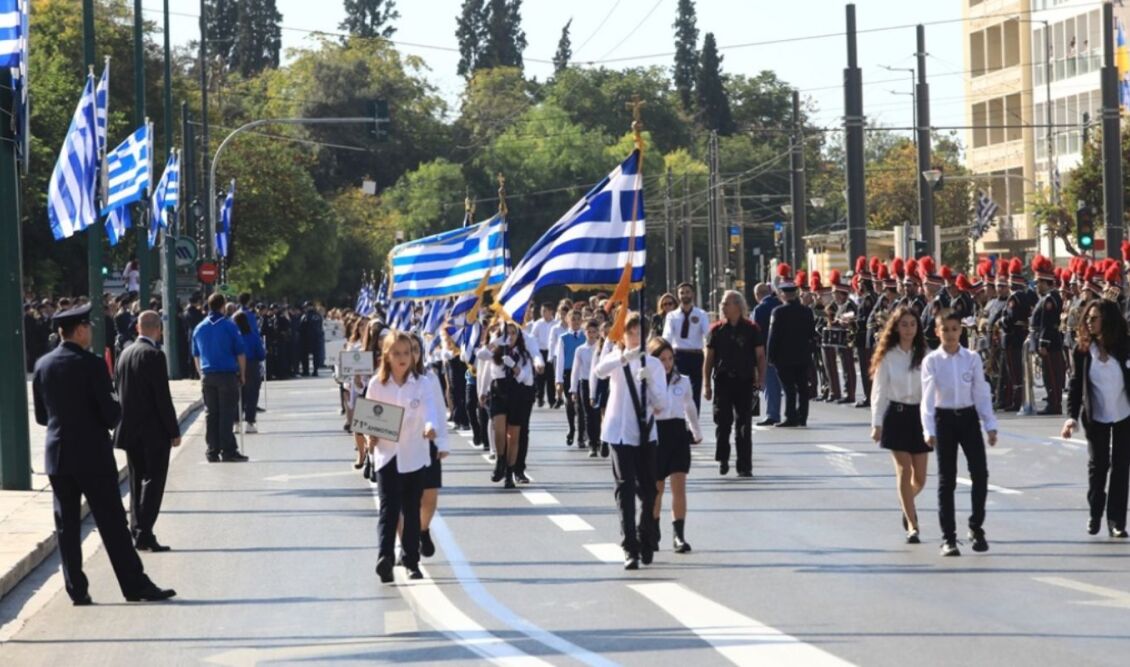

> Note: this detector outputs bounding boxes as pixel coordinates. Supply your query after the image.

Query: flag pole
[626,95,648,452]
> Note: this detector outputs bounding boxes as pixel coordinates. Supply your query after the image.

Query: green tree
[204,0,240,64]
[553,19,572,74]
[340,0,400,39]
[480,0,526,72]
[1062,127,1130,235]
[455,0,486,77]
[695,33,734,135]
[456,66,530,148]
[329,188,398,302]
[672,0,699,112]
[378,159,468,240]
[231,0,282,77]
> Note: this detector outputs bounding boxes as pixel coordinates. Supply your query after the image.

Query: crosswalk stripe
[521,490,559,506]
[583,543,624,563]
[547,514,594,532]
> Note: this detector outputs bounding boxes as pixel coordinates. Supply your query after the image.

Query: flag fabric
[389,213,508,300]
[971,190,999,241]
[423,298,452,336]
[10,0,29,168]
[101,124,150,214]
[47,75,99,240]
[150,150,178,229]
[496,150,646,323]
[217,179,234,257]
[0,0,19,67]
[105,205,131,247]
[374,273,389,311]
[94,62,109,157]
[355,280,376,316]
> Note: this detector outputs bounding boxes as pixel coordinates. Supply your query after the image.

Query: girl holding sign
[366,331,449,583]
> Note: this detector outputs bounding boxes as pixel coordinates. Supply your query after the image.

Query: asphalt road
[1,366,1128,666]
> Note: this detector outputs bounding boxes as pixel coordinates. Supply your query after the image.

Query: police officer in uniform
[1030,255,1065,415]
[663,283,711,412]
[32,304,176,605]
[767,269,815,427]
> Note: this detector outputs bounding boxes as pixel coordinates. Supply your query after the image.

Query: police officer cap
[52,303,93,328]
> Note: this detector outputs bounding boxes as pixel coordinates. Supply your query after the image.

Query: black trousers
[675,350,704,412]
[934,408,989,542]
[580,380,601,450]
[609,442,658,557]
[1086,417,1130,529]
[1041,349,1065,411]
[1004,346,1024,410]
[563,368,577,439]
[513,385,536,474]
[448,361,468,428]
[49,473,148,601]
[775,363,810,425]
[376,459,424,569]
[713,375,754,473]
[536,351,551,405]
[241,362,262,424]
[202,372,240,455]
[466,380,485,446]
[126,445,171,542]
[857,346,873,402]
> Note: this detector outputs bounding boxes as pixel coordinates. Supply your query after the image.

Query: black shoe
[775,420,800,428]
[737,470,753,478]
[343,423,352,432]
[1110,524,1129,538]
[504,472,516,489]
[653,526,661,552]
[420,530,435,558]
[1088,517,1101,535]
[600,442,609,458]
[968,529,989,552]
[125,583,177,602]
[719,461,730,476]
[566,433,574,447]
[257,406,266,413]
[756,418,778,426]
[673,535,692,553]
[72,594,93,606]
[906,530,921,544]
[220,452,249,462]
[206,452,220,463]
[855,400,870,408]
[514,471,531,485]
[640,545,654,566]
[940,540,961,557]
[406,567,424,580]
[135,537,171,552]
[362,458,372,480]
[376,558,394,583]
[1036,408,1063,416]
[624,556,640,570]
[835,397,855,404]
[537,400,545,408]
[588,447,599,458]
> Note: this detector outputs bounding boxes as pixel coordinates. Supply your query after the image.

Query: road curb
[0,399,204,602]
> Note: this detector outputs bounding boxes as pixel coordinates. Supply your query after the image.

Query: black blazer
[767,301,815,368]
[32,342,121,476]
[113,338,180,452]
[1067,342,1130,432]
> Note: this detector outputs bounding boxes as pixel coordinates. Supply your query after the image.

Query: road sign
[175,237,198,267]
[197,262,218,284]
[774,221,783,232]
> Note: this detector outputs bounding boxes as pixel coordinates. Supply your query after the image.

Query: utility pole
[735,179,745,291]
[1102,0,1124,258]
[664,167,674,292]
[200,0,211,261]
[182,101,195,240]
[843,4,867,263]
[916,24,935,259]
[84,0,106,357]
[160,0,181,378]
[789,89,808,269]
[134,0,151,305]
[706,131,719,309]
[682,172,691,286]
[0,66,31,490]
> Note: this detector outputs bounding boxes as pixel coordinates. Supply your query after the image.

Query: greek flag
[496,150,646,323]
[0,0,18,67]
[374,274,389,311]
[389,213,508,300]
[423,298,451,336]
[5,0,28,167]
[101,124,150,214]
[105,206,131,247]
[217,180,234,257]
[355,280,376,316]
[150,149,178,229]
[971,190,998,240]
[95,62,109,157]
[47,75,99,240]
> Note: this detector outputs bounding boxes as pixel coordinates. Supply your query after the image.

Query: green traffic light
[1080,235,1093,248]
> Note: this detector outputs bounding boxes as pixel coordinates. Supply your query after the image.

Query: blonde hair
[377,331,416,384]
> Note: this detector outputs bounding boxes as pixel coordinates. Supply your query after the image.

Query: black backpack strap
[622,359,654,442]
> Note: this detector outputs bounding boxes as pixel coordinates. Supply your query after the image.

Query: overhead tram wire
[593,0,668,63]
[571,1,624,57]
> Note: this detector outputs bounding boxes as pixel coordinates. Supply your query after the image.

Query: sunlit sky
[154,0,971,131]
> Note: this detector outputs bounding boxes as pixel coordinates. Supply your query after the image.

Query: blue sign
[774,221,784,232]
[729,225,740,237]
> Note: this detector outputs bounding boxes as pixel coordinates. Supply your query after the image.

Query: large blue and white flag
[11,0,29,168]
[101,124,150,214]
[217,179,234,257]
[150,149,178,229]
[389,213,508,300]
[94,61,109,157]
[496,151,646,323]
[0,0,19,67]
[47,75,99,240]
[105,205,131,247]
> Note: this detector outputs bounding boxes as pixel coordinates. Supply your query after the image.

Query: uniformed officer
[854,257,878,408]
[808,271,833,400]
[1030,255,1065,415]
[766,269,816,427]
[919,257,948,349]
[830,271,858,404]
[702,290,766,477]
[998,258,1031,412]
[897,258,928,317]
[32,304,176,605]
[662,282,711,412]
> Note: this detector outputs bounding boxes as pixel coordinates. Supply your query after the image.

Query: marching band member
[919,257,946,349]
[649,336,702,554]
[830,270,858,405]
[1031,255,1065,415]
[809,271,833,401]
[1000,258,1032,413]
[853,257,879,408]
[897,258,927,317]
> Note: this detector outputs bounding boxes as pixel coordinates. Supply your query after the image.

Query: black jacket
[1068,342,1130,433]
[113,338,180,452]
[32,342,121,476]
[767,300,815,368]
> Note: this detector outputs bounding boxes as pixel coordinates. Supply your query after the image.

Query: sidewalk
[0,380,203,601]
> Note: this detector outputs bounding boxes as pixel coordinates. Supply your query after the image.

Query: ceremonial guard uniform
[854,257,879,408]
[830,271,858,404]
[896,258,928,317]
[999,259,1032,412]
[919,257,947,349]
[809,272,834,401]
[1031,255,1065,415]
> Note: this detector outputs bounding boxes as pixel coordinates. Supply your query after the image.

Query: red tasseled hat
[955,274,972,292]
[776,262,796,290]
[878,264,897,290]
[831,269,850,293]
[795,270,808,291]
[855,256,870,278]
[891,257,905,279]
[919,256,941,286]
[1009,257,1026,287]
[1085,265,1103,295]
[1031,254,1055,282]
[869,256,881,280]
[851,273,861,292]
[939,265,955,283]
[809,271,826,293]
[995,258,1009,286]
[903,258,920,285]
[1122,239,1130,262]
[1105,264,1123,291]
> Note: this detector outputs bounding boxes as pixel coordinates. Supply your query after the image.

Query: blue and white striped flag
[217,179,234,257]
[150,149,178,229]
[389,213,508,300]
[496,151,646,323]
[375,274,389,311]
[11,0,29,169]
[423,298,452,336]
[101,124,150,214]
[355,281,373,316]
[94,61,109,157]
[0,0,19,67]
[105,205,131,247]
[47,75,99,240]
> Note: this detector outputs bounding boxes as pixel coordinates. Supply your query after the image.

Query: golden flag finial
[497,173,508,217]
[626,95,646,151]
[464,186,475,218]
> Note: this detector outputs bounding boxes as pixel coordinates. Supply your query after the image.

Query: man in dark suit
[33,304,175,605]
[767,276,815,428]
[115,310,181,552]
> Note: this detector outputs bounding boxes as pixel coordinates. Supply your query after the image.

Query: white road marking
[1034,577,1130,609]
[521,490,560,506]
[547,514,594,532]
[584,543,625,563]
[817,444,864,456]
[203,639,401,666]
[630,582,855,666]
[263,470,359,482]
[383,610,419,635]
[956,477,1023,495]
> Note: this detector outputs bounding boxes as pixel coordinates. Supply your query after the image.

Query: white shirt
[570,342,596,394]
[421,369,451,453]
[365,373,445,474]
[663,306,711,351]
[1088,344,1130,424]
[920,346,998,439]
[870,346,924,428]
[530,318,554,350]
[590,339,616,389]
[655,372,702,442]
[124,266,140,292]
[595,348,668,445]
[522,330,545,372]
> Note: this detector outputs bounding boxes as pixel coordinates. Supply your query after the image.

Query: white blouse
[1088,344,1130,424]
[421,369,451,453]
[570,343,597,395]
[365,373,445,474]
[594,348,668,446]
[655,372,703,442]
[870,346,924,428]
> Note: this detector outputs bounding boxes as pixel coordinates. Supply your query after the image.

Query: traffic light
[913,240,929,258]
[1076,204,1095,251]
[372,100,390,142]
[101,266,109,277]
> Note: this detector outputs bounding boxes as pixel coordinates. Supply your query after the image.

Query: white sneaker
[245,423,258,434]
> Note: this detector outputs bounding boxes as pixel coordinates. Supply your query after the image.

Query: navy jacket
[113,338,179,452]
[767,300,815,368]
[33,342,121,476]
[752,294,781,334]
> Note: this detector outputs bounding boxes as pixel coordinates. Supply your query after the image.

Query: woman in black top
[1062,299,1130,538]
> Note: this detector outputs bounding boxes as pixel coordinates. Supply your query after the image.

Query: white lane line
[817,444,864,456]
[263,470,359,482]
[521,490,560,506]
[956,477,1023,495]
[547,514,594,532]
[630,582,855,667]
[584,543,625,563]
[1034,577,1130,609]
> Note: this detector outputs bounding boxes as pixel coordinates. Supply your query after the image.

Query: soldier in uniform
[831,270,858,404]
[983,262,1010,406]
[998,258,1030,412]
[853,257,879,408]
[808,272,832,401]
[867,263,898,374]
[896,258,928,317]
[1030,255,1065,415]
[703,291,765,477]
[766,269,815,427]
[32,304,176,605]
[919,257,945,349]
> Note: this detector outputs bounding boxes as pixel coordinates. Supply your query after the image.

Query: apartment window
[1055,97,1068,155]
[970,31,986,78]
[1035,103,1046,159]
[972,102,988,148]
[1004,19,1020,68]
[1067,95,1079,154]
[1033,28,1044,86]
[1007,168,1024,215]
[987,24,1003,72]
[1006,93,1023,142]
[989,97,1005,144]
[1054,21,1065,81]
